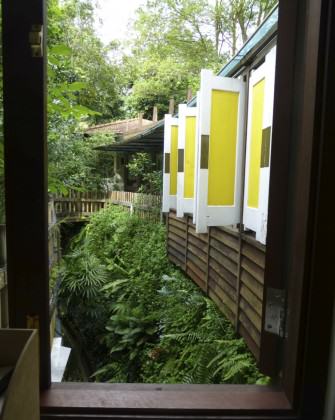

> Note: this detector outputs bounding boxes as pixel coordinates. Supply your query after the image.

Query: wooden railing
[53,190,162,222]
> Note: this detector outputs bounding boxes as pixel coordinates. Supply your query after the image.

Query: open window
[2,1,335,419]
[176,104,198,218]
[243,47,276,244]
[162,115,179,212]
[195,70,246,233]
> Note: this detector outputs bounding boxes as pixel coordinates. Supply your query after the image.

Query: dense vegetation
[58,206,267,384]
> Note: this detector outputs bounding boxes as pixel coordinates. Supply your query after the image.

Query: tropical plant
[127,153,162,194]
[58,205,267,384]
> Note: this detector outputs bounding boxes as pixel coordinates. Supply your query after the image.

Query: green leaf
[67,82,88,92]
[50,44,72,56]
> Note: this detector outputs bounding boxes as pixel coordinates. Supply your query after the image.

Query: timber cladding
[167,211,265,362]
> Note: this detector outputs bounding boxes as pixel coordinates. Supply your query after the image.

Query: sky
[94,0,145,45]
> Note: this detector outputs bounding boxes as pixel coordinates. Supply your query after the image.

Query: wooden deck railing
[53,190,162,222]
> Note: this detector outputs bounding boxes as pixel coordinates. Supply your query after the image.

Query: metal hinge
[29,25,43,58]
[264,288,286,338]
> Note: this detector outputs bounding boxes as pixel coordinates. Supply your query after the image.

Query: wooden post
[2,0,51,389]
[138,112,143,128]
[206,227,211,296]
[187,88,193,102]
[168,98,175,115]
[184,215,189,272]
[152,106,158,122]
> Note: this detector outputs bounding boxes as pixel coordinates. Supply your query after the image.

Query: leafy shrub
[58,205,266,384]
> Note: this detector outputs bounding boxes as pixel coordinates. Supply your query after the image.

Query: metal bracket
[29,25,43,58]
[264,288,286,337]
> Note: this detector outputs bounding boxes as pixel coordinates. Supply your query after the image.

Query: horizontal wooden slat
[168,225,187,241]
[239,297,262,333]
[186,260,206,284]
[168,254,184,268]
[216,225,239,238]
[208,290,235,324]
[208,279,236,314]
[168,216,187,231]
[211,228,239,251]
[208,268,236,300]
[239,310,261,348]
[240,284,263,317]
[209,259,237,289]
[167,238,186,256]
[187,224,208,243]
[241,241,265,269]
[187,233,208,252]
[187,250,207,274]
[168,247,185,267]
[41,382,291,412]
[210,237,238,263]
[188,243,207,264]
[238,322,261,361]
[242,232,266,252]
[240,269,264,300]
[241,256,264,284]
[210,248,237,276]
[168,231,185,245]
[186,264,206,292]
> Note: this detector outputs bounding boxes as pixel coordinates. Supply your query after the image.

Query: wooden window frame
[1,0,334,419]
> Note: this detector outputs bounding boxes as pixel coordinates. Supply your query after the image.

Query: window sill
[41,383,294,418]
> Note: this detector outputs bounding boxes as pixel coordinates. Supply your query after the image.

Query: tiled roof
[85,118,155,136]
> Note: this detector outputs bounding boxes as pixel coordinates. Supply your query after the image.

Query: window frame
[1,0,334,418]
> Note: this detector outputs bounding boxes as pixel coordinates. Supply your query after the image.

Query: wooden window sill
[41,383,294,417]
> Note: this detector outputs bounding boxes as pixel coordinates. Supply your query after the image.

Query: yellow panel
[208,90,239,206]
[247,79,265,208]
[184,116,196,198]
[169,125,178,195]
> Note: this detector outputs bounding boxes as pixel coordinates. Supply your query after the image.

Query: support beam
[1,0,50,389]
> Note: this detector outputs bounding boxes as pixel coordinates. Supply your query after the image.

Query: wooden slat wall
[167,211,266,362]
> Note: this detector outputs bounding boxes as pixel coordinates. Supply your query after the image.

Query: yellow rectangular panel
[184,116,196,198]
[208,90,239,206]
[247,79,265,208]
[169,125,178,195]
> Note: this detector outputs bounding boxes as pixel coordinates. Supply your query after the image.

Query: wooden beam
[1,0,50,389]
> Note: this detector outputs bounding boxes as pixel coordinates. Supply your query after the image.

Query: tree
[212,0,277,55]
[121,0,224,119]
[122,0,278,118]
[47,0,126,193]
[127,153,162,194]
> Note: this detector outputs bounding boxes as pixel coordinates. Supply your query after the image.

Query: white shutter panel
[243,47,276,244]
[177,104,198,218]
[162,115,179,212]
[195,70,246,233]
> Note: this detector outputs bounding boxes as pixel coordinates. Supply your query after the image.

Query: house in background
[85,111,165,191]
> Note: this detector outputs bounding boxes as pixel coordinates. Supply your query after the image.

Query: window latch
[264,288,286,338]
[29,25,43,58]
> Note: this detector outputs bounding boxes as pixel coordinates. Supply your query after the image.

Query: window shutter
[243,47,276,244]
[176,104,198,218]
[162,115,179,212]
[195,70,246,233]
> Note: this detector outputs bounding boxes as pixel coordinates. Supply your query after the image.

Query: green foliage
[47,0,126,194]
[127,153,162,194]
[59,205,267,384]
[122,0,277,118]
